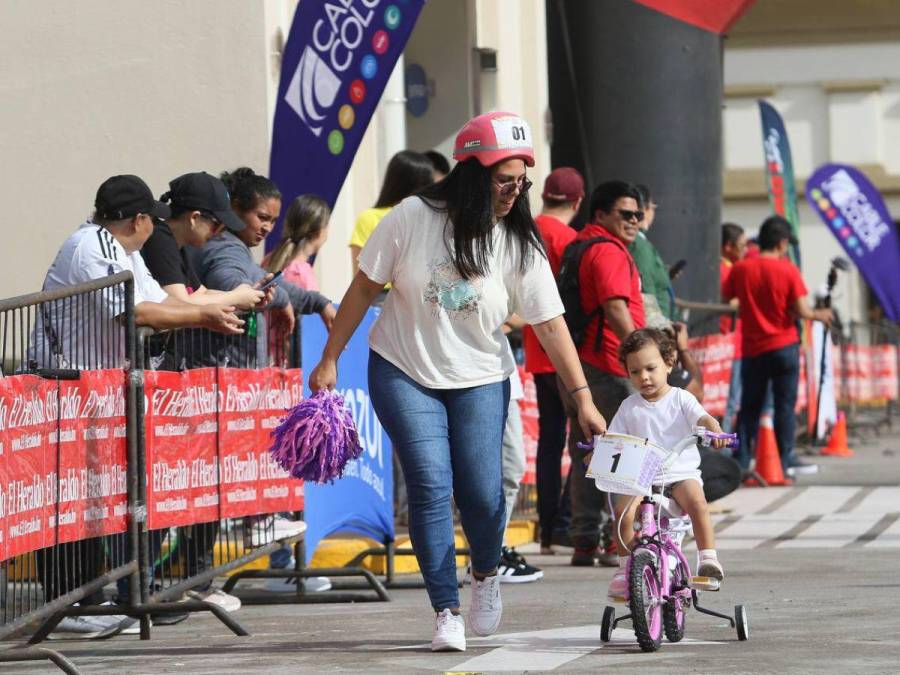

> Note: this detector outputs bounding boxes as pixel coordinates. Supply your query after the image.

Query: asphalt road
[6,430,899,674]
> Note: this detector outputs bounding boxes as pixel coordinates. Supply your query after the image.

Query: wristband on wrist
[569,384,589,396]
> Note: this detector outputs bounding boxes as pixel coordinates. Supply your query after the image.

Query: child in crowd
[606,328,728,600]
[264,194,331,289]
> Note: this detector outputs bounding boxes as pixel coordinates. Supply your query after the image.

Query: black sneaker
[497,547,543,583]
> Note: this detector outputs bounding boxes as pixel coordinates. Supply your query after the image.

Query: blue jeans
[369,351,509,611]
[737,343,800,470]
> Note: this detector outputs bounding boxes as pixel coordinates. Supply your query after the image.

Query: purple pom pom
[269,390,364,484]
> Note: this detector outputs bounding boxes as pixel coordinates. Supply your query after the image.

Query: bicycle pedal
[688,576,721,591]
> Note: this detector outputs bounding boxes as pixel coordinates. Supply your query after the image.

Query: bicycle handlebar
[576,428,738,452]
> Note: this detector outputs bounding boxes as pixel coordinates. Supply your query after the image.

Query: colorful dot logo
[810,189,823,199]
[839,226,851,239]
[327,130,344,155]
[349,79,366,105]
[826,208,837,219]
[384,5,401,30]
[361,54,378,80]
[338,105,355,130]
[847,236,859,247]
[817,198,830,211]
[372,30,389,55]
[833,217,844,227]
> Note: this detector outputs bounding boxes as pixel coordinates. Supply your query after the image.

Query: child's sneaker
[697,558,725,581]
[607,569,628,601]
[431,609,465,652]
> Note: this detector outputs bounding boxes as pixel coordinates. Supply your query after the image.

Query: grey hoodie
[186,230,331,367]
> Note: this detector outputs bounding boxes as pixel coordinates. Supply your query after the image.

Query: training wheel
[601,606,615,642]
[735,604,749,641]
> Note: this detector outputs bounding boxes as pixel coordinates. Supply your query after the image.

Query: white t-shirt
[30,220,168,369]
[608,387,708,478]
[358,197,564,388]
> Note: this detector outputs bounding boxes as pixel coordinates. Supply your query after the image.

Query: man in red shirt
[720,222,747,433]
[559,180,645,566]
[723,216,832,474]
[523,167,582,553]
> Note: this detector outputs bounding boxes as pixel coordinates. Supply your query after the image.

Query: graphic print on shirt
[423,257,482,320]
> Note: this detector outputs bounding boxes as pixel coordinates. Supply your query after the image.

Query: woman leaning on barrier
[307,111,606,653]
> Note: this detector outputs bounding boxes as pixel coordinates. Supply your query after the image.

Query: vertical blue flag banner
[806,164,900,323]
[267,0,426,250]
[758,100,801,266]
[301,307,394,563]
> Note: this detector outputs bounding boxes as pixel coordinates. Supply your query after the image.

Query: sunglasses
[493,176,532,198]
[617,208,645,222]
[198,211,225,231]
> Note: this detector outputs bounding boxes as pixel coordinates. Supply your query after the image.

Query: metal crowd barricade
[0,273,139,673]
[139,319,388,606]
[834,320,898,434]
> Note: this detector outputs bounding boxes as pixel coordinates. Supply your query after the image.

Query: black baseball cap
[95,175,172,220]
[161,172,246,232]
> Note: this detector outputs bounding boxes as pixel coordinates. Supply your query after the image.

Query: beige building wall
[0,0,277,299]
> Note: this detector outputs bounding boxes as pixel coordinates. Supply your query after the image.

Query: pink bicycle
[584,428,749,652]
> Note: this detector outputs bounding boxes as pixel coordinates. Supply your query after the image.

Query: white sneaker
[264,574,333,593]
[47,609,125,640]
[249,516,306,546]
[186,588,242,613]
[431,609,466,652]
[468,574,502,637]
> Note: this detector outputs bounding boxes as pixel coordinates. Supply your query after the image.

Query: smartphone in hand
[257,270,283,291]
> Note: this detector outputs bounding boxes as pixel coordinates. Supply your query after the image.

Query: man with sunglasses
[558,180,646,567]
[140,172,267,310]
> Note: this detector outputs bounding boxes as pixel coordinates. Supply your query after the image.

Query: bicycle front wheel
[629,550,663,652]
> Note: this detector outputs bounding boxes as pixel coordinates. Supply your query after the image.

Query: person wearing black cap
[30,174,245,639]
[723,215,833,475]
[32,175,244,371]
[140,172,266,309]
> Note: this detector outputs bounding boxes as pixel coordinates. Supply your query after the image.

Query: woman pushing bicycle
[605,328,730,600]
[308,111,606,652]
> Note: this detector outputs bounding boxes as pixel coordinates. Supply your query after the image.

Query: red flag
[634,0,757,34]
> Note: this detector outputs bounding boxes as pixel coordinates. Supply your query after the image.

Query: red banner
[144,367,304,530]
[144,368,220,529]
[687,333,736,417]
[55,370,128,543]
[1,376,58,560]
[217,368,304,518]
[833,343,899,403]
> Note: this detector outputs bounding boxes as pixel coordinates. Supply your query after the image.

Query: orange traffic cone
[822,411,854,457]
[747,415,792,487]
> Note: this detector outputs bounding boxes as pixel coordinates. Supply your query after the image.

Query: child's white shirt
[608,387,707,481]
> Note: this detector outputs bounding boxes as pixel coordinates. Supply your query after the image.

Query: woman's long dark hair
[374,150,435,208]
[418,159,545,280]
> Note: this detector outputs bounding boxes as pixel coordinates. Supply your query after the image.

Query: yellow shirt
[349,206,392,249]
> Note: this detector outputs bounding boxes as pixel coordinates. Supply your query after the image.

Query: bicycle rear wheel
[629,550,663,652]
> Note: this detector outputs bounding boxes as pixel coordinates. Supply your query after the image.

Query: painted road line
[716,486,792,514]
[771,486,858,516]
[449,625,725,672]
[857,512,900,548]
[714,515,799,550]
[778,513,870,549]
[835,486,876,513]
[756,486,808,515]
[848,487,900,514]
[758,514,823,548]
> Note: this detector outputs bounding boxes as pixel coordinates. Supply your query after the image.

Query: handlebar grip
[577,441,594,450]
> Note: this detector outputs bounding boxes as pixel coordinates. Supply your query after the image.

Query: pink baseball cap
[453,111,535,168]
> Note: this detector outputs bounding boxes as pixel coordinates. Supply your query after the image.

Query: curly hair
[619,328,677,368]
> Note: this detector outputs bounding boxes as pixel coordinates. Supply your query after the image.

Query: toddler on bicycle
[606,328,729,600]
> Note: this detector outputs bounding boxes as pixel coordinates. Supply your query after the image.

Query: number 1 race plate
[585,433,668,496]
